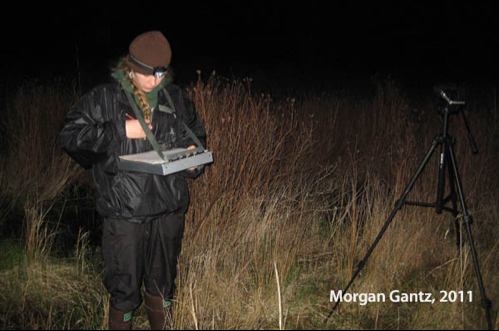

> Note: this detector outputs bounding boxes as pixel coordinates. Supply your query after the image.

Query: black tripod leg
[324,139,440,324]
[445,148,462,250]
[447,145,493,330]
[436,140,447,214]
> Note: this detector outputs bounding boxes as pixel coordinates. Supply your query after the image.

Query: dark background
[1,1,498,92]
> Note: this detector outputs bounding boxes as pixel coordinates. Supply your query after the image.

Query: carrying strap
[124,89,204,162]
[161,88,205,151]
[125,90,167,160]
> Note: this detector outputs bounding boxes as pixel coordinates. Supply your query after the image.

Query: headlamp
[128,54,168,78]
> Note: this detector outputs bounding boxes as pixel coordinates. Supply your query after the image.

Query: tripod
[324,87,493,330]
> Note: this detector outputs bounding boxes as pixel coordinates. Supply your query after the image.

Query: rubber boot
[108,305,132,330]
[145,292,172,330]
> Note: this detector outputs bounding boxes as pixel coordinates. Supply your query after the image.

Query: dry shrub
[0,81,83,262]
[186,73,315,229]
[2,81,82,199]
[171,73,324,329]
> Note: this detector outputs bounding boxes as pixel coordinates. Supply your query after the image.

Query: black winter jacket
[60,83,206,221]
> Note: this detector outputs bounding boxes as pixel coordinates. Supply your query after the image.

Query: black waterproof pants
[102,214,185,312]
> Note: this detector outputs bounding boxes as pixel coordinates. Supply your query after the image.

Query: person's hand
[126,119,152,139]
[187,145,198,171]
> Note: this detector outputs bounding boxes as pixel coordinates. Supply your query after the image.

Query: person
[60,31,207,330]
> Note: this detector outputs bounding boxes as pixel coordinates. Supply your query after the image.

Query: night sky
[2,2,498,90]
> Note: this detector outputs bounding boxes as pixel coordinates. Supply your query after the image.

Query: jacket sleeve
[60,86,127,168]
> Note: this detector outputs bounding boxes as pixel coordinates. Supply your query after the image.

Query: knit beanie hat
[125,31,172,75]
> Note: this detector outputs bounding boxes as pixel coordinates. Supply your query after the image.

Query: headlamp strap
[128,54,168,78]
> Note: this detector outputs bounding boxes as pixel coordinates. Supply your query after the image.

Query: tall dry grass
[0,74,497,330]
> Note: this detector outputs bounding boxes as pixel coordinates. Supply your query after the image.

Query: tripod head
[433,85,478,154]
[433,85,465,115]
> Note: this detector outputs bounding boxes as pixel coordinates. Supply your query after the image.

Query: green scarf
[111,69,170,111]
